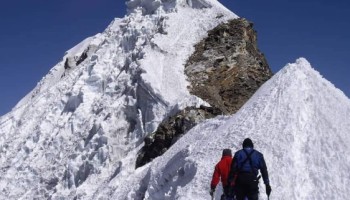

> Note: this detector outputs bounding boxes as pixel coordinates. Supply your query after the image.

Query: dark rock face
[63,44,98,70]
[136,18,273,168]
[136,106,221,168]
[186,18,272,114]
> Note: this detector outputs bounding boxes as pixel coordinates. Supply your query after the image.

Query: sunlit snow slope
[0,0,237,199]
[127,58,349,200]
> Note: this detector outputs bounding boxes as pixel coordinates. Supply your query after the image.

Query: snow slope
[140,58,350,200]
[99,58,350,200]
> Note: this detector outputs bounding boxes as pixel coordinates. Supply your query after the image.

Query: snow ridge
[133,58,350,200]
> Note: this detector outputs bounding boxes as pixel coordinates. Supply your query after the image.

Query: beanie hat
[222,149,232,157]
[242,138,254,148]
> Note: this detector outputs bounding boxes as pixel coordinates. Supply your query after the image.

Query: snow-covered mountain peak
[279,57,316,79]
[281,57,318,77]
[262,57,349,103]
[0,1,239,199]
[1,0,349,197]
[125,0,224,15]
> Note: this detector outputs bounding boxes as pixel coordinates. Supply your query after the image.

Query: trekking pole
[210,191,214,200]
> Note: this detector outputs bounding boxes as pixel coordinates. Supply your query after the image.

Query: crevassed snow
[13,33,105,112]
[64,36,94,58]
[0,0,238,199]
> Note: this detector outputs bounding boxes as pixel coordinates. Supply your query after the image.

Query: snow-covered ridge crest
[126,0,215,15]
[5,33,106,117]
[270,58,349,99]
[111,58,350,200]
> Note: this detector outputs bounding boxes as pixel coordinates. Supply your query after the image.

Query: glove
[227,186,235,198]
[266,184,272,196]
[209,188,215,196]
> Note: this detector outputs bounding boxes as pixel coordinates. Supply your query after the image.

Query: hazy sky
[0,0,349,115]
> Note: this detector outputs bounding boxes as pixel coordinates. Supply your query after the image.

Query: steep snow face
[99,58,350,200]
[0,0,237,199]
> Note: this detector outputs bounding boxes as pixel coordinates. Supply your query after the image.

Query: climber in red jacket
[210,149,233,200]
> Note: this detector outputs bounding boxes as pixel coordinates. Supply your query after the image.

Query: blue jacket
[231,147,269,185]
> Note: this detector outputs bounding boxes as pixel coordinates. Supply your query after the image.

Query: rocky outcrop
[185,18,273,114]
[136,106,221,168]
[136,18,273,168]
[64,44,98,70]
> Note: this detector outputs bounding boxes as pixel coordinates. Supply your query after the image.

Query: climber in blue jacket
[228,138,271,200]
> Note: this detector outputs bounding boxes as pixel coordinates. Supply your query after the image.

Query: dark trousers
[219,185,236,200]
[235,173,259,200]
[220,185,229,200]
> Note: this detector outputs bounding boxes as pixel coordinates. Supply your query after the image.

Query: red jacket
[211,155,233,189]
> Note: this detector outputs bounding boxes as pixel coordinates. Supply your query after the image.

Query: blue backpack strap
[239,149,255,173]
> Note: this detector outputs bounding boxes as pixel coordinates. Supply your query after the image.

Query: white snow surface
[1,0,350,199]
